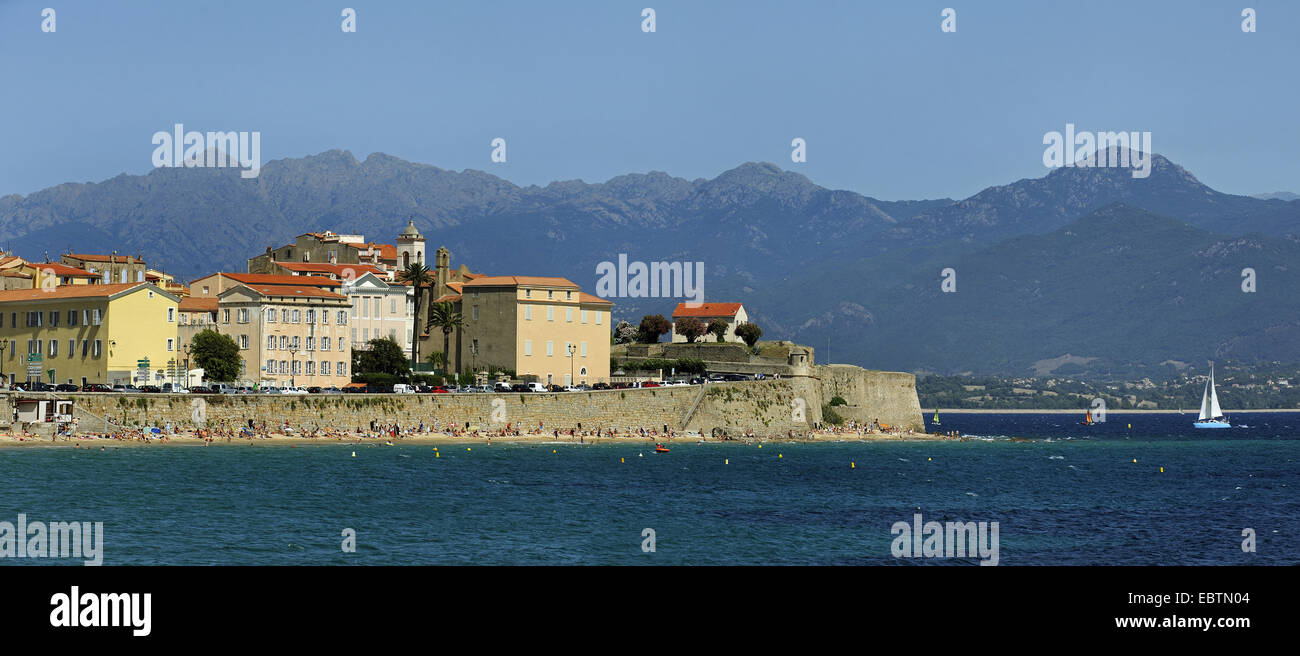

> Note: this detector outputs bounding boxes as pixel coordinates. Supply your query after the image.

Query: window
[282,309,289,323]
[361,298,368,319]
[49,339,58,357]
[280,360,288,373]
[68,339,74,357]
[566,291,572,300]
[525,289,531,299]
[82,340,88,357]
[566,308,573,322]
[524,340,532,356]
[306,336,315,351]
[223,309,230,324]
[596,311,602,325]
[546,341,553,357]
[238,335,248,350]
[547,290,553,299]
[581,309,587,324]
[306,309,315,324]
[339,339,346,352]
[292,309,301,323]
[337,361,346,376]
[306,361,315,375]
[322,361,331,376]
[322,310,330,325]
[167,308,175,323]
[267,309,277,322]
[81,309,88,326]
[362,328,369,341]
[472,306,479,321]
[68,310,77,326]
[266,360,276,374]
[524,305,532,320]
[580,367,587,377]
[581,341,588,357]
[547,307,554,322]
[351,328,357,344]
[50,311,60,327]
[237,308,249,323]
[279,336,288,350]
[267,336,276,350]
[337,311,348,324]
[137,271,144,282]
[202,286,209,295]
[93,340,102,357]
[168,338,176,351]
[390,298,396,315]
[321,336,330,351]
[120,270,127,283]
[102,270,110,283]
[291,336,300,350]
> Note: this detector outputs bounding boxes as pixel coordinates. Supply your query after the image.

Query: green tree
[638,314,672,343]
[354,336,411,378]
[191,329,241,383]
[399,261,432,363]
[735,322,763,347]
[675,317,706,343]
[425,350,445,369]
[706,318,729,342]
[427,301,464,373]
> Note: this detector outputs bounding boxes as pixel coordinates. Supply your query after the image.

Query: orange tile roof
[274,261,386,278]
[433,294,462,303]
[345,242,398,260]
[178,297,219,312]
[578,292,613,306]
[65,253,145,264]
[34,263,98,277]
[0,282,160,303]
[672,302,743,318]
[219,273,340,287]
[0,256,25,267]
[445,282,464,293]
[463,275,579,289]
[233,284,348,300]
[0,271,32,278]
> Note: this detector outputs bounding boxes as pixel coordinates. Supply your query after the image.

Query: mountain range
[2,150,1296,377]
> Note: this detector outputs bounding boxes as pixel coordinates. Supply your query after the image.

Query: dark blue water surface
[2,412,1296,565]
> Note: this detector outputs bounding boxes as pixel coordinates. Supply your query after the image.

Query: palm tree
[398,262,432,364]
[427,301,464,374]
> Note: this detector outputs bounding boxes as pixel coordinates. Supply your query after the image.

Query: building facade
[670,302,749,343]
[344,272,415,357]
[0,283,181,387]
[215,283,352,387]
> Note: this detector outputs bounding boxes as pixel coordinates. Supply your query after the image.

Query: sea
[1,412,1296,565]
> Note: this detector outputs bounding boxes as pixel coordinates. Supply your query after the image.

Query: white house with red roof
[670,302,749,343]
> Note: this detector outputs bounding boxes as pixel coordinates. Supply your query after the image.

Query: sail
[1198,378,1211,420]
[1208,368,1223,418]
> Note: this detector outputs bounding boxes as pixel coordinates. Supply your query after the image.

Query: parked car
[306,386,323,394]
[592,382,611,391]
[561,385,581,392]
[494,382,513,393]
[524,382,547,393]
[54,383,79,392]
[189,386,214,394]
[161,383,189,394]
[431,386,451,394]
[642,381,660,388]
[81,383,113,393]
[392,384,416,394]
[320,387,343,394]
[259,387,283,394]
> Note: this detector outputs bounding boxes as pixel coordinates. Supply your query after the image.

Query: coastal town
[0,221,755,392]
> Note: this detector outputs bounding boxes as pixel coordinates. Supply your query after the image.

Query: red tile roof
[432,294,462,303]
[463,275,579,289]
[217,273,340,287]
[672,302,743,318]
[0,282,161,303]
[178,297,219,312]
[578,292,613,306]
[345,242,398,261]
[64,253,145,264]
[232,284,348,300]
[35,263,98,277]
[274,261,387,278]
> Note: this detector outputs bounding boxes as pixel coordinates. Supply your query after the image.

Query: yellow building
[443,276,612,386]
[0,283,181,387]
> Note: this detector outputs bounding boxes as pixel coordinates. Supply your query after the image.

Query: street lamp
[470,342,478,377]
[182,343,191,390]
[567,343,576,388]
[288,340,300,388]
[0,338,7,387]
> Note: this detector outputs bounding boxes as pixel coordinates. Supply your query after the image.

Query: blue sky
[1,0,1296,200]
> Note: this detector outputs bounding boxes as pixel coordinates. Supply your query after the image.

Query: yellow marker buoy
[467,447,471,451]
[436,452,440,458]
[758,444,762,449]
[725,459,729,465]
[621,457,625,463]
[928,457,932,461]
[553,449,556,453]
[1127,424,1131,428]
[778,454,783,459]
[351,451,355,457]
[1160,467,1164,473]
[1132,459,1137,463]
[850,462,855,469]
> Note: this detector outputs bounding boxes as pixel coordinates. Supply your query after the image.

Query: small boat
[931,408,941,426]
[1081,409,1093,426]
[654,444,670,453]
[1193,364,1231,429]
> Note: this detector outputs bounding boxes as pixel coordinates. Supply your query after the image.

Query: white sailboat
[1193,364,1231,429]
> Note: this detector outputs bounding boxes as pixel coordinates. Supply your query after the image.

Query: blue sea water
[1,412,1296,565]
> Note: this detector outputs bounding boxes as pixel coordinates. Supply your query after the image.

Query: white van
[392,384,416,394]
[525,382,547,393]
